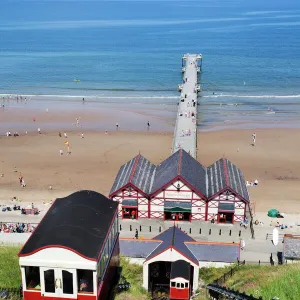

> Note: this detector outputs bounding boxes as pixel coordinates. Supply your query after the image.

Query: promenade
[172,54,202,158]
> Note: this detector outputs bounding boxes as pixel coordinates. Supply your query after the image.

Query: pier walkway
[172,54,202,158]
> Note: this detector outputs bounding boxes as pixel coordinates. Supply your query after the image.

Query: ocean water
[1,0,300,130]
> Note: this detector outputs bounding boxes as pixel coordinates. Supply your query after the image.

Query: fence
[213,260,245,286]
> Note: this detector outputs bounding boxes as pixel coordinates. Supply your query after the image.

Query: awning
[219,202,235,211]
[164,201,191,213]
[122,199,138,207]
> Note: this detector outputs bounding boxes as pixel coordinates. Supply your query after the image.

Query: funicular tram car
[169,260,191,300]
[18,190,119,300]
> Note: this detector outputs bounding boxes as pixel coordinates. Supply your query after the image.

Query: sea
[1,0,300,131]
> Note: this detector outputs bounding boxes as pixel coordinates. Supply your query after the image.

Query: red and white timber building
[109,149,249,224]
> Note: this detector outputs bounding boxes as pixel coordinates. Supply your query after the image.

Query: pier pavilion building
[109,149,249,223]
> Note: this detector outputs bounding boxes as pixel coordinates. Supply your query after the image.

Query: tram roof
[19,190,118,261]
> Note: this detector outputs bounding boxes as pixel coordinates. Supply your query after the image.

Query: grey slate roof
[120,239,160,258]
[284,235,300,260]
[147,226,199,265]
[150,151,181,195]
[206,158,249,201]
[186,243,240,263]
[110,150,248,201]
[150,149,206,196]
[109,154,156,196]
[119,227,240,264]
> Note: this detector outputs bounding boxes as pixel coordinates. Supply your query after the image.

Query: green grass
[199,265,234,284]
[0,246,21,288]
[223,264,300,300]
[115,256,150,300]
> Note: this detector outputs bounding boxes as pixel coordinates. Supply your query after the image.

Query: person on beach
[116,122,119,129]
[59,132,62,137]
[64,132,67,138]
[252,133,256,146]
[81,133,84,139]
[38,128,41,134]
[60,149,63,155]
[105,130,108,135]
[147,121,150,128]
[82,98,85,103]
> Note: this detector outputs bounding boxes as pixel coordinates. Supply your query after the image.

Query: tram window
[181,283,184,288]
[171,282,176,287]
[62,270,73,294]
[44,269,55,293]
[176,283,180,288]
[25,266,41,290]
[77,270,94,293]
[185,282,189,288]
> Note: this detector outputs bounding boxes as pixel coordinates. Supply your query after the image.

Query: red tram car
[169,260,191,300]
[18,191,119,300]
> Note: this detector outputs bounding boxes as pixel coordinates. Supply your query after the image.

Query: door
[41,267,77,298]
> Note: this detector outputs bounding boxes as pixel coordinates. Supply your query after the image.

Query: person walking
[38,128,41,134]
[240,239,245,250]
[252,132,256,146]
[147,121,150,128]
[116,122,119,129]
[64,132,67,138]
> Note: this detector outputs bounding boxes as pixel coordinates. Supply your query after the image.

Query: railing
[213,260,245,286]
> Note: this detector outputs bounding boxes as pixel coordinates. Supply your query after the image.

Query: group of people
[0,222,36,233]
[5,131,19,137]
[180,129,192,137]
[246,179,259,186]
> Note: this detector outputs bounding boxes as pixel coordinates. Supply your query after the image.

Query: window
[62,270,74,294]
[77,270,94,293]
[185,282,189,288]
[176,283,180,288]
[25,266,40,290]
[44,269,55,293]
[171,282,176,287]
[181,283,184,288]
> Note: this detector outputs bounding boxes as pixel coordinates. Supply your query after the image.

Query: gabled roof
[147,226,199,265]
[119,228,240,264]
[150,149,206,196]
[19,190,118,260]
[109,154,156,196]
[206,158,249,201]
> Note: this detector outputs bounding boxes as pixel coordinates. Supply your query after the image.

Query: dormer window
[177,183,180,191]
[128,186,132,196]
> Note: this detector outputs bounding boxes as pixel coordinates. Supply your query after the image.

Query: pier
[172,53,202,158]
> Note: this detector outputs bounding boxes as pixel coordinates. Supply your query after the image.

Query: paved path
[172,54,201,158]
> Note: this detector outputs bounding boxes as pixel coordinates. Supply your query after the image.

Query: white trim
[19,248,96,270]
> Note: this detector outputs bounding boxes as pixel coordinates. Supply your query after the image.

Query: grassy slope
[115,257,150,300]
[2,246,300,300]
[224,264,300,300]
[0,247,21,288]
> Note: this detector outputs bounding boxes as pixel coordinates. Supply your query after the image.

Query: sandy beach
[1,124,300,216]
